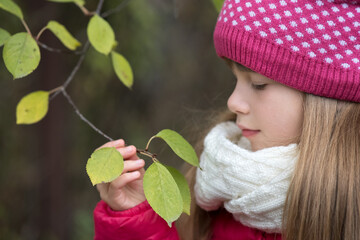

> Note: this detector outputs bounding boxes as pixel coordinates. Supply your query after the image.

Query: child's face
[227,63,304,151]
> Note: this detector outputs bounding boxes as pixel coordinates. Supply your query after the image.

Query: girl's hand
[96,139,146,211]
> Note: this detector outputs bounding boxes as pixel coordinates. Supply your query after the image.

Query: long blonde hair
[284,94,360,240]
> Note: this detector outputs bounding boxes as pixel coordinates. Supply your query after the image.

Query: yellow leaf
[16,91,49,124]
[47,21,81,50]
[86,147,124,186]
[87,15,115,55]
[111,51,134,89]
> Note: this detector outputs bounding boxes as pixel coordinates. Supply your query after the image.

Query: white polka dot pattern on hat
[219,0,360,70]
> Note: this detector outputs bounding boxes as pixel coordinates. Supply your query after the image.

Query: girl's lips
[241,129,260,137]
[237,124,260,137]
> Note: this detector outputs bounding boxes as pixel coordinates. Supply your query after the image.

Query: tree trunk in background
[38,40,68,239]
[27,1,69,239]
[38,47,67,240]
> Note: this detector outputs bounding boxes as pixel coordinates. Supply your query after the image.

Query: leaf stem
[76,3,95,16]
[137,149,159,163]
[21,19,32,37]
[145,136,157,151]
[36,26,47,41]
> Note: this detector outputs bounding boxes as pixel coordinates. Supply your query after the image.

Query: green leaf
[86,147,124,186]
[46,21,81,50]
[48,0,85,6]
[111,51,133,89]
[154,129,199,167]
[16,91,49,124]
[0,0,23,19]
[87,15,115,55]
[3,32,40,79]
[212,0,224,12]
[165,165,191,215]
[143,162,183,227]
[0,28,11,47]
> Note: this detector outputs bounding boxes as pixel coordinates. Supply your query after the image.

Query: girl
[93,0,360,239]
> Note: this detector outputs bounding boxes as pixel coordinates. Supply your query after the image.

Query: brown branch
[136,149,159,163]
[49,40,90,100]
[47,0,115,143]
[61,88,114,142]
[47,0,122,143]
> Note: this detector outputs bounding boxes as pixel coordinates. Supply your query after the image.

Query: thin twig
[48,0,115,143]
[101,0,132,18]
[96,0,105,14]
[137,150,154,159]
[136,149,159,163]
[61,88,114,142]
[63,40,90,89]
[37,41,83,55]
[49,86,64,95]
[49,40,90,100]
[137,149,157,158]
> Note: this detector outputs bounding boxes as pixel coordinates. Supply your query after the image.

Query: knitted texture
[214,0,360,102]
[194,122,298,233]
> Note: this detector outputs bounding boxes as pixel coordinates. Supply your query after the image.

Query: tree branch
[61,88,114,142]
[48,0,118,143]
[96,0,105,14]
[49,40,90,100]
[37,41,83,55]
[101,0,132,18]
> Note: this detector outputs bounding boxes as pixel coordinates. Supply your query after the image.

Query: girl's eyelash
[251,83,267,90]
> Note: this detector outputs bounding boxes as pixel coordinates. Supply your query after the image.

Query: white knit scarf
[194,122,298,233]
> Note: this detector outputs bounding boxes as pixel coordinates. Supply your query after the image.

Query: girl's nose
[227,90,250,115]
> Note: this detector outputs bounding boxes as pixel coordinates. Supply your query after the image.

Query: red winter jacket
[94,200,282,240]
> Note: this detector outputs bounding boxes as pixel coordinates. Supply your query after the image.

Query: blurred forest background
[0,0,234,239]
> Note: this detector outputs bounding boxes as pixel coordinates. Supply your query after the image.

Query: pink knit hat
[214,0,360,102]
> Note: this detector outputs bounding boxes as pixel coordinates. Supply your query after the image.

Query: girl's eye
[251,83,267,90]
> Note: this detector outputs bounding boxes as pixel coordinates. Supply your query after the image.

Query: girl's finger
[122,159,145,173]
[110,171,141,189]
[97,139,125,150]
[96,183,109,199]
[117,145,137,159]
